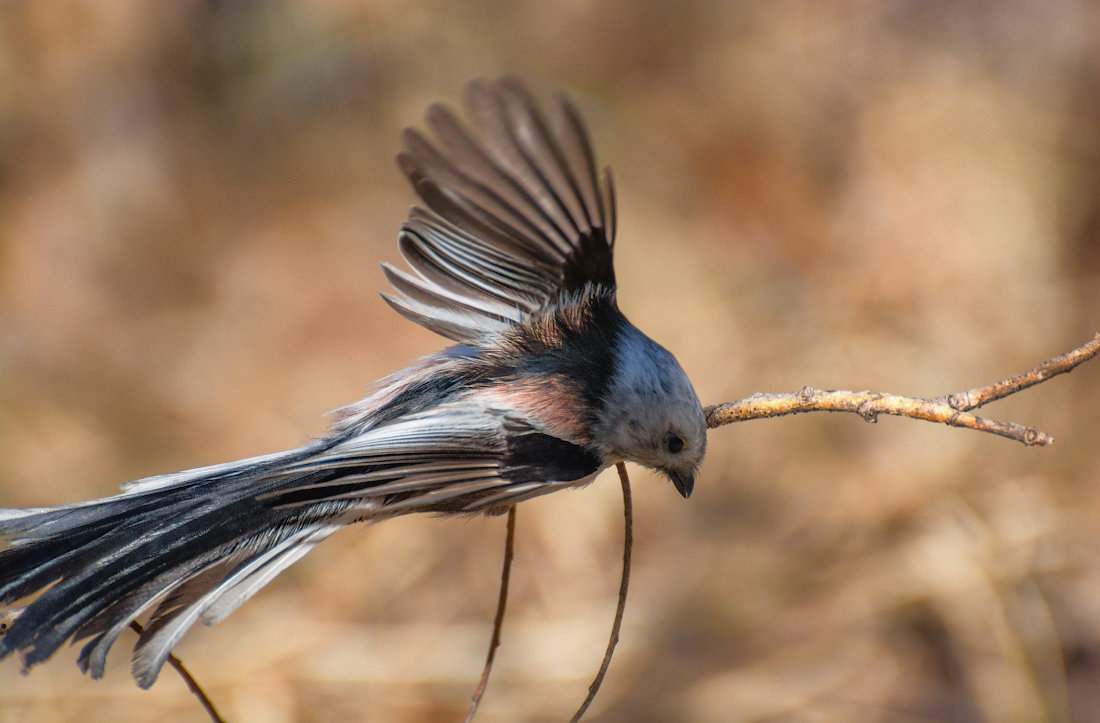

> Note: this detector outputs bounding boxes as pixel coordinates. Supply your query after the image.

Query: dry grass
[2,2,1099,721]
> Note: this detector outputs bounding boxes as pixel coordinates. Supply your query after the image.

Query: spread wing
[382,76,617,342]
[258,398,604,514]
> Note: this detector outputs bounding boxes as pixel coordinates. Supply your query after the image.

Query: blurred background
[1,2,1099,721]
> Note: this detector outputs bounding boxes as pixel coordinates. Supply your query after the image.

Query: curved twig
[705,333,1100,445]
[571,462,633,722]
[465,505,517,721]
[128,620,225,723]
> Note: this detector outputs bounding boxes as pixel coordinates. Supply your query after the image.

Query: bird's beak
[667,469,694,499]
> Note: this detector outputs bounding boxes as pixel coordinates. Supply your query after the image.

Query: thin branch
[4,612,225,722]
[128,620,225,723]
[946,332,1100,410]
[571,462,633,723]
[705,333,1100,446]
[2,612,222,722]
[465,505,517,722]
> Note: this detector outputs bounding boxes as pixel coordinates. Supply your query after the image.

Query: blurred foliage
[1,2,1098,721]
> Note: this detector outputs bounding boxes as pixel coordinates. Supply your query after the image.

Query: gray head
[594,325,707,497]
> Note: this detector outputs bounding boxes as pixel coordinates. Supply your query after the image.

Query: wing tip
[387,77,618,335]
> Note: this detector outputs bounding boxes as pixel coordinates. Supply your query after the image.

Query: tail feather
[0,442,320,542]
[199,525,337,628]
[0,441,355,687]
[5,500,254,665]
[130,524,336,686]
[7,498,333,672]
[74,552,223,678]
[0,493,215,605]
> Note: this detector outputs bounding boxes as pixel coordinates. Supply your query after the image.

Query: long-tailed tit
[0,77,707,687]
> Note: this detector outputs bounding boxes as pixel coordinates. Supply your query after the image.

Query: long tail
[0,439,355,687]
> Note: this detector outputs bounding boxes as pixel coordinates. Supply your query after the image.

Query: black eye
[666,434,685,454]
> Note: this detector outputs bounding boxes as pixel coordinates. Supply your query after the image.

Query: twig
[3,612,222,722]
[705,333,1100,445]
[570,462,633,723]
[946,332,1100,410]
[465,505,517,722]
[128,621,225,723]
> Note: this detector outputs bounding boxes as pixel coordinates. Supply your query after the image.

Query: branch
[704,333,1100,446]
[570,462,633,723]
[0,612,220,723]
[128,621,225,723]
[465,505,516,722]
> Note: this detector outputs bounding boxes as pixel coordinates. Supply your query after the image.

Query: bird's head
[594,326,707,497]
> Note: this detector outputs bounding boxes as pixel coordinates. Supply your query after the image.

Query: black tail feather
[0,440,352,686]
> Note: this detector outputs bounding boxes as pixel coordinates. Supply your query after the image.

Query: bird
[0,76,707,688]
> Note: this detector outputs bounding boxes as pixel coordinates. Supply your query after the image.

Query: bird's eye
[666,434,685,454]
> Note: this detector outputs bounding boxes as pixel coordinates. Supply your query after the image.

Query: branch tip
[704,333,1098,446]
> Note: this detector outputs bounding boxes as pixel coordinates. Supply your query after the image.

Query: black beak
[667,469,694,499]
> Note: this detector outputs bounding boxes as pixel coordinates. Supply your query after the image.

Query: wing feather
[553,90,607,236]
[401,129,570,258]
[257,399,602,513]
[492,78,592,239]
[461,81,580,250]
[399,214,552,307]
[426,102,578,251]
[389,77,617,342]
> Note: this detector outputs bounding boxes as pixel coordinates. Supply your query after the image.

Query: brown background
[2,2,1099,721]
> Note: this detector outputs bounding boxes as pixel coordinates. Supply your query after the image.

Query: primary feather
[385,77,617,342]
